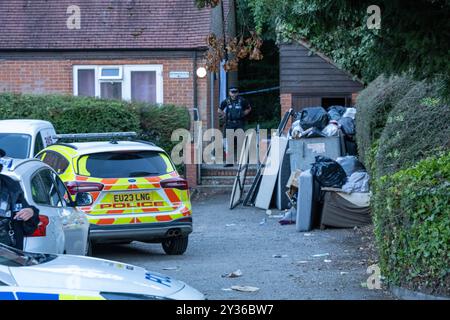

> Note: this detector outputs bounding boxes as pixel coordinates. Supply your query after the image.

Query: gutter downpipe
[193,51,202,185]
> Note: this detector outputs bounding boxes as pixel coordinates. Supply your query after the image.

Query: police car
[0,243,204,300]
[0,157,90,255]
[37,133,192,255]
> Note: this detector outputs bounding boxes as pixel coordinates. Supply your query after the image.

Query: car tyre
[162,236,188,255]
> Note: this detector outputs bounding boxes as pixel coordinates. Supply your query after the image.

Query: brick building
[0,0,238,187]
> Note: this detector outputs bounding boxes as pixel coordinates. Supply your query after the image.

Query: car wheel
[162,236,188,255]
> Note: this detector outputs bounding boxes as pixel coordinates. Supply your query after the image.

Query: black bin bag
[338,117,356,136]
[336,156,366,176]
[299,107,329,131]
[311,156,347,188]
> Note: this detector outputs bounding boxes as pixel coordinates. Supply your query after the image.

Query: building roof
[280,41,364,95]
[0,0,212,50]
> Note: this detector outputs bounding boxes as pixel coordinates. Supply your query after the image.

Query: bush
[0,93,191,173]
[134,103,191,155]
[375,79,450,177]
[0,93,140,133]
[372,152,450,296]
[355,75,416,166]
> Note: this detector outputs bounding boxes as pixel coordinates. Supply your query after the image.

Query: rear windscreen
[0,133,31,159]
[76,151,175,178]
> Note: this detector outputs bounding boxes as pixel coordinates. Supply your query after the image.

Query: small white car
[0,120,57,159]
[1,158,89,255]
[0,244,204,300]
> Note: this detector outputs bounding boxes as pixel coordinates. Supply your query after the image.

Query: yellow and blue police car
[36,133,192,255]
[0,243,204,300]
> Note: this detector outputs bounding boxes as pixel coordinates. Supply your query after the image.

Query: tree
[246,0,450,87]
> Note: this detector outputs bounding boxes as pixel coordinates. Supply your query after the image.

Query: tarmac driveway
[94,193,392,300]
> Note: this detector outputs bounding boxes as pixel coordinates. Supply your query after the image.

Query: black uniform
[0,174,39,250]
[220,96,251,129]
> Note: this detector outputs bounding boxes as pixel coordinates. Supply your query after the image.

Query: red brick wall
[0,57,208,111]
[280,93,293,131]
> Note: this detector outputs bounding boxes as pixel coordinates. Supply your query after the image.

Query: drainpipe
[193,51,202,185]
[210,72,215,129]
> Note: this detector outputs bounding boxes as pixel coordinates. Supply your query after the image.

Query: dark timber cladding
[280,43,363,95]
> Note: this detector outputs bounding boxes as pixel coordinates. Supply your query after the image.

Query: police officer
[218,87,251,167]
[0,150,39,250]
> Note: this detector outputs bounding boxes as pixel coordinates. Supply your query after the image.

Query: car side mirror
[75,192,93,207]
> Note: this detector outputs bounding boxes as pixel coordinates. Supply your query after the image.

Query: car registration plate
[113,193,153,203]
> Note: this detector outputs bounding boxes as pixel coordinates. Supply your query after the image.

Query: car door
[52,172,89,255]
[24,169,64,254]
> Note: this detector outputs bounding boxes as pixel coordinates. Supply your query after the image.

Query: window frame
[39,150,70,175]
[73,65,164,104]
[30,169,64,208]
[98,66,123,80]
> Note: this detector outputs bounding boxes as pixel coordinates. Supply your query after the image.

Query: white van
[0,120,57,159]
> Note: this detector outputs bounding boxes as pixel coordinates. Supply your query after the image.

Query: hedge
[374,79,450,178]
[355,75,450,296]
[372,152,450,296]
[355,75,416,166]
[0,93,191,171]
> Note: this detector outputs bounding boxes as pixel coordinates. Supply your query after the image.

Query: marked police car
[0,243,205,300]
[37,132,193,255]
[0,157,90,255]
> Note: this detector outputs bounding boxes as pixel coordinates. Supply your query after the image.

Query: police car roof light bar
[53,132,138,142]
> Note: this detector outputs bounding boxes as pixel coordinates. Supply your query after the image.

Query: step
[201,165,258,177]
[201,175,255,186]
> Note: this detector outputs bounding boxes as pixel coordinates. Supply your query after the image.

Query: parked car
[0,243,204,300]
[37,133,193,255]
[0,158,90,255]
[0,120,57,159]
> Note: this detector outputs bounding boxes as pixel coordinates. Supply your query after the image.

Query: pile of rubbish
[280,106,371,229]
[234,105,372,231]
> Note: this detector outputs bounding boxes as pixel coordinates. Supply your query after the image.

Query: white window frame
[123,65,163,104]
[73,64,164,104]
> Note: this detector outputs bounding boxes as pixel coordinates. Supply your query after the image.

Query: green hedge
[373,153,450,296]
[355,75,416,166]
[375,79,450,178]
[356,75,450,296]
[0,93,191,171]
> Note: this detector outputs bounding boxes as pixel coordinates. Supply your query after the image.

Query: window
[33,132,45,156]
[99,66,123,80]
[131,71,157,103]
[77,69,95,97]
[0,133,31,159]
[101,82,122,100]
[31,170,62,207]
[53,173,70,205]
[74,65,163,103]
[76,151,174,178]
[40,151,70,174]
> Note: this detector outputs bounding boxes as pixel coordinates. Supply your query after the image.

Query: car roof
[63,141,165,156]
[0,158,46,180]
[0,120,54,135]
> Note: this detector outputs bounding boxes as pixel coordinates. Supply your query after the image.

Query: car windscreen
[0,244,57,267]
[0,133,31,159]
[76,151,175,178]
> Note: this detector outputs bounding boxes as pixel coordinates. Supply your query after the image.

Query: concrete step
[201,165,258,177]
[201,175,255,186]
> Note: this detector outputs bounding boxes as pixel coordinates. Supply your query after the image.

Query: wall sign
[169,71,190,79]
